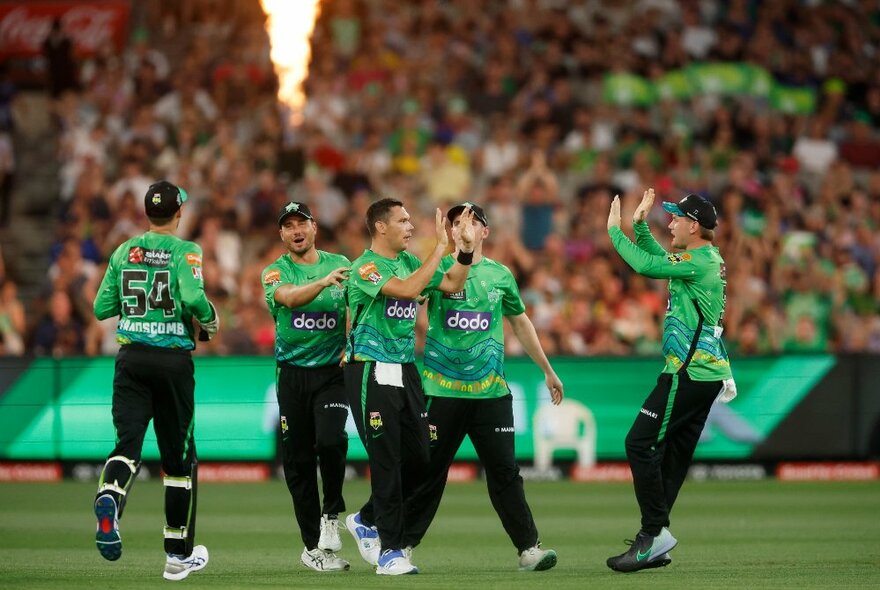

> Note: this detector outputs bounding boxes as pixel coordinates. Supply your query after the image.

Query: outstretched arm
[274,267,349,308]
[380,209,454,300]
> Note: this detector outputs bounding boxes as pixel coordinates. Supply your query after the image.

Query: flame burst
[260,0,322,128]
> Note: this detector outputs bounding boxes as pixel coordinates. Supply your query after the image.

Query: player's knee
[624,434,653,459]
[315,433,346,455]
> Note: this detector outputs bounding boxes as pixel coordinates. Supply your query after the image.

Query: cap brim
[278,211,313,226]
[446,205,467,223]
[662,202,684,217]
[447,205,487,226]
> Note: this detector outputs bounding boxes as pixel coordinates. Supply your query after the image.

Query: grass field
[1,479,878,589]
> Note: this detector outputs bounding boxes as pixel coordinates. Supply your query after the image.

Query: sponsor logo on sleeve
[444,310,492,331]
[128,247,171,267]
[358,262,382,284]
[384,298,417,320]
[666,252,692,264]
[263,270,281,285]
[443,289,466,300]
[290,311,338,331]
[186,253,202,265]
[128,247,144,263]
[191,266,203,280]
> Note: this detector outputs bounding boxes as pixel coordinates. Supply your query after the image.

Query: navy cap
[662,194,718,229]
[446,201,488,226]
[144,181,188,218]
[278,201,314,226]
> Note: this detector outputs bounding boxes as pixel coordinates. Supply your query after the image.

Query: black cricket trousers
[344,361,430,551]
[403,394,540,553]
[99,343,198,556]
[625,371,722,536]
[276,363,349,549]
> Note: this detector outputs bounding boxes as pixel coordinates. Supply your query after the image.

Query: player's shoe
[403,545,413,561]
[94,494,122,561]
[318,514,342,552]
[607,527,677,572]
[345,512,380,565]
[301,547,350,571]
[518,544,558,571]
[376,548,418,575]
[645,552,672,569]
[163,545,209,581]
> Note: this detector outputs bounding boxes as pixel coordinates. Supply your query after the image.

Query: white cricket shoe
[376,548,418,575]
[345,512,381,565]
[163,545,209,581]
[301,547,350,571]
[318,514,342,552]
[518,544,558,571]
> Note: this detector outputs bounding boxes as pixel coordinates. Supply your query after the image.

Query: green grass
[1,479,878,589]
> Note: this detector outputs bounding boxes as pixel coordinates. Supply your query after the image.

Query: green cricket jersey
[93,232,215,350]
[345,249,443,363]
[422,256,525,398]
[609,222,733,380]
[262,250,350,367]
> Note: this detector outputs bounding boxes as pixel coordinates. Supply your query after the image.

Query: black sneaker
[607,528,677,572]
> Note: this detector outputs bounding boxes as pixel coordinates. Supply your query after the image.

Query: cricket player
[605,189,736,572]
[403,202,564,571]
[261,201,351,572]
[343,198,475,575]
[92,180,219,581]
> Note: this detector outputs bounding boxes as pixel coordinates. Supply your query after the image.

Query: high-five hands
[435,208,449,249]
[633,188,655,224]
[607,195,621,230]
[456,206,476,253]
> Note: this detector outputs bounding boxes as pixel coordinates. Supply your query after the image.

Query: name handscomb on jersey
[118,319,186,335]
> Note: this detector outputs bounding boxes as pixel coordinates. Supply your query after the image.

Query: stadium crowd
[5,0,880,358]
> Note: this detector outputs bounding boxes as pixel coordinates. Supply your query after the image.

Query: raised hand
[633,188,655,224]
[322,267,350,288]
[608,195,621,230]
[456,207,476,253]
[435,208,449,248]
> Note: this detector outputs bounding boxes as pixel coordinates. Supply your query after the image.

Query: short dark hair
[366,198,403,237]
[148,214,176,226]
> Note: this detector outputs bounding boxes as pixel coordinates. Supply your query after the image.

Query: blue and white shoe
[94,494,122,561]
[164,545,209,581]
[376,548,418,575]
[345,512,380,565]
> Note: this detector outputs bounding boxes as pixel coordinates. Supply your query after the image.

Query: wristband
[456,250,473,265]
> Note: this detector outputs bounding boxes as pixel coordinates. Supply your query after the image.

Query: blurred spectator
[9,0,880,360]
[32,290,85,357]
[0,121,13,227]
[0,280,25,356]
[43,18,78,99]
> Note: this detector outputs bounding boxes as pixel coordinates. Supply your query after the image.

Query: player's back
[98,232,206,349]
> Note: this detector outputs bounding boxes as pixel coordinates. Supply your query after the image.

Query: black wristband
[456,250,474,265]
